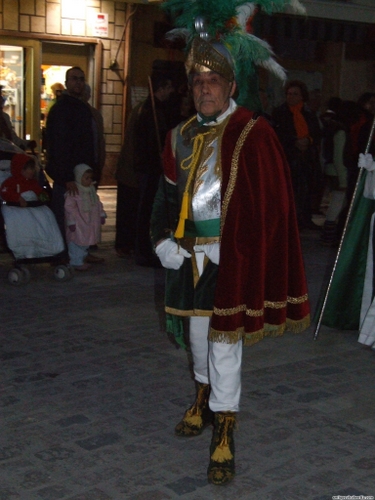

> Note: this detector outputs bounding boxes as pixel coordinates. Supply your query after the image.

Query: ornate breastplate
[175,116,230,230]
[192,131,221,222]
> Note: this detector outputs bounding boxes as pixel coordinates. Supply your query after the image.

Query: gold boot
[175,382,214,437]
[207,411,236,485]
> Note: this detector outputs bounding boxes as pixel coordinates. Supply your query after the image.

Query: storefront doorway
[39,41,97,161]
[1,38,98,153]
[40,41,93,145]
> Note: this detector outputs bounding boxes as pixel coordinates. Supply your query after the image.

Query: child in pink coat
[65,163,106,271]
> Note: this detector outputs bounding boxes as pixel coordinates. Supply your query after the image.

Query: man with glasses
[46,66,102,263]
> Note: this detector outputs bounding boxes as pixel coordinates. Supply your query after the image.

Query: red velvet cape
[163,107,310,345]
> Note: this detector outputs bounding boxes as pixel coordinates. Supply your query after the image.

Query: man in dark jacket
[46,67,104,263]
[82,83,106,187]
[46,67,95,242]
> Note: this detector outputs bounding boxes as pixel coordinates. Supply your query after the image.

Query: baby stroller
[0,139,73,285]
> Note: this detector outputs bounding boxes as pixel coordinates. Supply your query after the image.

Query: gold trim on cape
[213,294,309,316]
[209,314,311,345]
[221,118,257,232]
[287,294,309,304]
[165,306,212,317]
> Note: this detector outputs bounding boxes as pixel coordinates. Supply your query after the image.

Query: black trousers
[115,182,139,252]
[134,173,160,264]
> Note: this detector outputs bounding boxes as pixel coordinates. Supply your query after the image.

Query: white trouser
[68,241,89,266]
[325,190,346,222]
[189,252,243,412]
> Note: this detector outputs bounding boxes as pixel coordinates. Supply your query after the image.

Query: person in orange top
[272,80,322,229]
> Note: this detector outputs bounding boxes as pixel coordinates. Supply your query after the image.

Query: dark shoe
[72,263,91,271]
[115,247,133,259]
[85,253,105,264]
[305,220,322,231]
[320,221,339,246]
[207,412,236,485]
[175,382,214,437]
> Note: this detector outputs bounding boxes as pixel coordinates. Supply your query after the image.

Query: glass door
[0,45,24,139]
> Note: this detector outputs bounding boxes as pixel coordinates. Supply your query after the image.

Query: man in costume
[150,18,310,484]
[317,123,375,334]
[356,152,375,348]
[319,150,375,345]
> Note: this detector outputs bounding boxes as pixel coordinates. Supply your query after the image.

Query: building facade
[0,0,375,184]
[0,0,182,184]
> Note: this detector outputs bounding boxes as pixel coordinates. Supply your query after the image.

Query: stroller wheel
[8,268,23,286]
[18,266,31,284]
[54,264,73,282]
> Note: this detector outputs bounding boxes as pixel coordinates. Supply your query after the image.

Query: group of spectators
[47,76,106,270]
[0,66,105,270]
[272,81,375,247]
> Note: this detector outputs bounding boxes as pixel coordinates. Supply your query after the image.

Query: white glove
[194,242,220,265]
[155,239,191,270]
[358,153,375,171]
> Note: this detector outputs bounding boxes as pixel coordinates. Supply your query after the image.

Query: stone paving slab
[0,190,375,499]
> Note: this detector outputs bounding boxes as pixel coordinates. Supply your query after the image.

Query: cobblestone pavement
[1,189,375,500]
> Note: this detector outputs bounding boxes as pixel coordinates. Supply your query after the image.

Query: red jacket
[0,153,44,203]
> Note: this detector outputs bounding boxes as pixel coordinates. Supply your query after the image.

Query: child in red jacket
[0,153,49,205]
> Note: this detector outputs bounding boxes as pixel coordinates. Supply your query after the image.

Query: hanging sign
[93,13,108,37]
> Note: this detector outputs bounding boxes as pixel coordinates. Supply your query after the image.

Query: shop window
[0,46,24,139]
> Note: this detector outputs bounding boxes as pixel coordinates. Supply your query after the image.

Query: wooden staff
[314,114,375,340]
[148,76,163,156]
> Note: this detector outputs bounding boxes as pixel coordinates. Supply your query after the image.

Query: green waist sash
[184,219,220,237]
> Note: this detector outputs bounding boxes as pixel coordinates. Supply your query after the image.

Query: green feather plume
[162,0,306,110]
